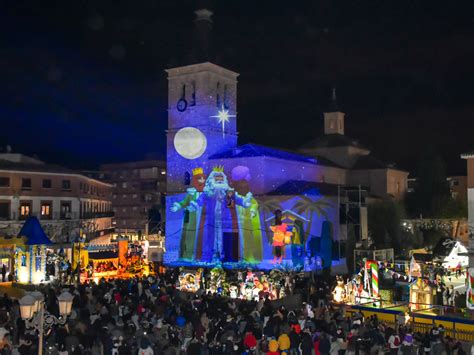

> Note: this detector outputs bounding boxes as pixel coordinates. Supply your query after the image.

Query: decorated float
[5,217,53,284]
[78,237,152,283]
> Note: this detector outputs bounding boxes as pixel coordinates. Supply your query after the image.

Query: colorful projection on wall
[173,127,207,159]
[210,106,236,138]
[166,165,335,270]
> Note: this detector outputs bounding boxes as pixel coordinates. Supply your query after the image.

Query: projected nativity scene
[164,61,407,271]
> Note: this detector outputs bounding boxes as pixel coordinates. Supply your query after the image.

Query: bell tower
[166,63,239,193]
[165,5,240,194]
[324,88,345,135]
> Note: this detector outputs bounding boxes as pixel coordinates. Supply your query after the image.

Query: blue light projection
[165,164,335,271]
[210,106,236,138]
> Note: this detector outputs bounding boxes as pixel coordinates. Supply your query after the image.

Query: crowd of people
[0,269,469,354]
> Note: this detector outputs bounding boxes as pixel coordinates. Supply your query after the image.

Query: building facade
[461,153,474,266]
[447,176,467,201]
[100,160,166,237]
[407,176,467,202]
[0,153,114,242]
[164,8,408,270]
[298,110,409,200]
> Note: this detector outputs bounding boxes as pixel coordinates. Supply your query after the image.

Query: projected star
[211,106,236,138]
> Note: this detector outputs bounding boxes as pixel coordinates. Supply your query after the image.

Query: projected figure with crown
[192,166,253,263]
[170,167,207,260]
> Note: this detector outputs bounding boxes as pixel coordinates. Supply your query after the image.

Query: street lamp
[31,291,44,313]
[57,291,74,317]
[19,290,73,355]
[18,294,36,320]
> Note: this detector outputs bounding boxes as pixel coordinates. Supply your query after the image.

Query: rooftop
[0,158,74,174]
[352,155,390,170]
[461,151,474,159]
[100,159,166,171]
[209,143,318,165]
[18,217,53,245]
[267,180,340,196]
[0,154,112,185]
[300,134,368,150]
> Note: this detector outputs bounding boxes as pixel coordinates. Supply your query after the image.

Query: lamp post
[19,290,73,355]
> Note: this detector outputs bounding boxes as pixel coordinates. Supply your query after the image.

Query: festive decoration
[409,278,435,311]
[173,127,207,159]
[364,260,379,299]
[371,262,379,298]
[178,268,203,292]
[332,275,346,303]
[467,268,474,310]
[166,165,335,269]
[207,267,226,294]
[170,167,207,260]
[270,223,292,264]
[211,106,236,138]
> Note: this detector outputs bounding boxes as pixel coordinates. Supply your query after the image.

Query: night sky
[1,0,474,174]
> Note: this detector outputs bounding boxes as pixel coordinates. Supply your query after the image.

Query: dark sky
[1,0,474,175]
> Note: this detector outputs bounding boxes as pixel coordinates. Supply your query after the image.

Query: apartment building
[0,153,114,242]
[100,159,166,236]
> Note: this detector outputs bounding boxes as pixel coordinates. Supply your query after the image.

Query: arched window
[184,172,191,185]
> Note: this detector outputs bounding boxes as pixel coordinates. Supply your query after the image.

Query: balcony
[81,211,115,219]
[3,211,114,221]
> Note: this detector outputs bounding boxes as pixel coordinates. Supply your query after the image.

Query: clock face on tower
[173,127,207,160]
[176,98,187,112]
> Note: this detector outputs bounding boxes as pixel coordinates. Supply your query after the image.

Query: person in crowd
[388,331,401,355]
[0,268,468,354]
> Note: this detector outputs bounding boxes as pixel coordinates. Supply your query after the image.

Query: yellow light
[404,312,411,324]
[32,271,45,285]
[18,269,29,283]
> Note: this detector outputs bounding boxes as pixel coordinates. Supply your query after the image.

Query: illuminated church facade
[165,10,408,270]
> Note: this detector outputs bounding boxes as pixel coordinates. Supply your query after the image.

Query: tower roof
[191,2,213,63]
[329,87,339,112]
[165,61,239,79]
[18,217,52,245]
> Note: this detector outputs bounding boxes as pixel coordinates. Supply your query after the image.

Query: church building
[165,7,408,270]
